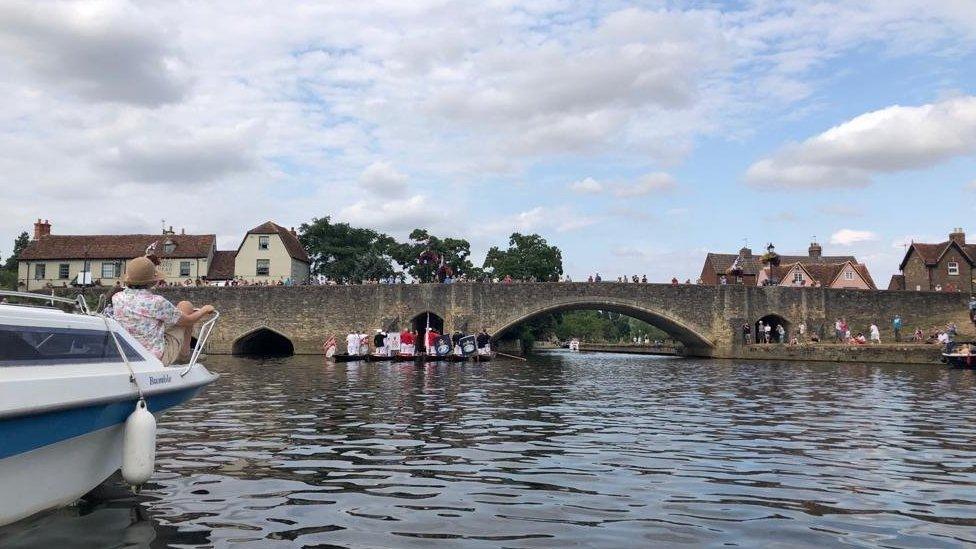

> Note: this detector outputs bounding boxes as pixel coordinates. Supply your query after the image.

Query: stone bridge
[134,283,970,358]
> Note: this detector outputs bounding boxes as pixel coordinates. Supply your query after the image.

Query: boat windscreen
[0,324,144,365]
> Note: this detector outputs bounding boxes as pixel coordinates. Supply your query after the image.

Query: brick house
[699,242,876,289]
[890,228,974,293]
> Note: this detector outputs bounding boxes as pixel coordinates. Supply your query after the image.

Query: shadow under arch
[232,327,295,356]
[489,300,715,356]
[755,314,791,344]
[410,311,444,334]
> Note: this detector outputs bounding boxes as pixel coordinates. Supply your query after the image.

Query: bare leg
[177,300,194,358]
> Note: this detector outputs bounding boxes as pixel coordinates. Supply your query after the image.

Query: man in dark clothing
[476,329,491,350]
[741,323,751,345]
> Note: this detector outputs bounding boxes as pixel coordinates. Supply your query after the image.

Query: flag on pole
[322,336,336,357]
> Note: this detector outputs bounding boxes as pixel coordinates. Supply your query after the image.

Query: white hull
[0,424,123,526]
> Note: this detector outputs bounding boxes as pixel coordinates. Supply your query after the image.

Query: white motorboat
[0,291,219,526]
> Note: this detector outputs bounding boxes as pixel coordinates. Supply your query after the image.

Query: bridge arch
[488,299,715,356]
[232,326,295,357]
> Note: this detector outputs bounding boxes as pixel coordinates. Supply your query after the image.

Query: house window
[844,271,854,280]
[180,261,191,277]
[101,262,121,279]
[34,264,46,280]
[58,264,70,279]
[256,259,270,276]
[793,271,803,284]
[948,261,959,275]
[258,235,269,250]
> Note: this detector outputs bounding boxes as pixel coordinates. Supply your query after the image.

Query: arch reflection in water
[231,327,294,356]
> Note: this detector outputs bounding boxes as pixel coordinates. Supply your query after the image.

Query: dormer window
[844,270,854,280]
[163,239,176,254]
[793,271,803,284]
[259,236,269,250]
[948,261,959,275]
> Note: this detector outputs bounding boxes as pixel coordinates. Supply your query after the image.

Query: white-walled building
[16,219,309,290]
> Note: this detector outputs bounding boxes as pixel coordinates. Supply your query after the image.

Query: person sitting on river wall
[112,256,215,365]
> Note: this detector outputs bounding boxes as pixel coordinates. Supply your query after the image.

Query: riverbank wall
[730,343,945,365]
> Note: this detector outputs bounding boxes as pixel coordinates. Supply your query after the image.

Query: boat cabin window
[0,325,144,365]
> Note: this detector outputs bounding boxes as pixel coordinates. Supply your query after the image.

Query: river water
[3,352,976,548]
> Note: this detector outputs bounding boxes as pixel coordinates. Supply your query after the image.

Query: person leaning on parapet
[112,256,215,365]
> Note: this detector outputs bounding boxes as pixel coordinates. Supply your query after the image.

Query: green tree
[298,217,398,284]
[389,228,478,282]
[4,232,29,270]
[483,233,563,282]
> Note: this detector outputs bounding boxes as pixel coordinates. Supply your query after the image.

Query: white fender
[121,399,157,486]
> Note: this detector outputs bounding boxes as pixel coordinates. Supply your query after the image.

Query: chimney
[739,247,752,257]
[808,241,822,258]
[180,227,186,235]
[163,225,175,235]
[290,226,297,236]
[33,218,51,240]
[949,228,966,246]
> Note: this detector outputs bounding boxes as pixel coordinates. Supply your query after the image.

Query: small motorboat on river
[943,342,976,368]
[0,291,219,527]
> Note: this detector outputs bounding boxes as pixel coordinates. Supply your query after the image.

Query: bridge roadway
[138,282,969,359]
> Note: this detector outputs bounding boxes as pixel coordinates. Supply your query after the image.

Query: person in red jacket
[426,328,440,354]
[400,328,415,356]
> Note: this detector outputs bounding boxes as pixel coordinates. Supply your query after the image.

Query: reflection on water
[4,351,976,548]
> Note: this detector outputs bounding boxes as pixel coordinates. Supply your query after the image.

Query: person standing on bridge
[776,324,786,344]
[741,323,751,345]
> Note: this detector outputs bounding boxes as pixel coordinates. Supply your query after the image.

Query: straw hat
[124,256,165,286]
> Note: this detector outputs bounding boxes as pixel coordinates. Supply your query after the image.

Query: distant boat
[0,291,219,526]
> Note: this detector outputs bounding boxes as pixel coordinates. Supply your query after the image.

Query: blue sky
[1,1,975,284]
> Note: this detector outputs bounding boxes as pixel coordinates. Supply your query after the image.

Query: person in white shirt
[869,324,881,344]
[346,332,360,355]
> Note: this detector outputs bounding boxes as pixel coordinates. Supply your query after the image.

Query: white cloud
[337,194,443,234]
[830,229,877,246]
[358,162,408,197]
[746,96,976,188]
[569,177,604,194]
[0,1,187,106]
[614,173,677,197]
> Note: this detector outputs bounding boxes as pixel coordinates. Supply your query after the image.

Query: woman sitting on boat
[112,256,215,365]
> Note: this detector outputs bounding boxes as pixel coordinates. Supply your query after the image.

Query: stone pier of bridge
[105,283,971,359]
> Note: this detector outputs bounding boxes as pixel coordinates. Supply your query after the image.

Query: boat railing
[185,310,219,374]
[0,290,90,314]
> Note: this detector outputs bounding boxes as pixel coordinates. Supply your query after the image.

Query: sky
[1,0,975,283]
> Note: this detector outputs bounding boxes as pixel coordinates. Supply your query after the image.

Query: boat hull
[0,379,211,527]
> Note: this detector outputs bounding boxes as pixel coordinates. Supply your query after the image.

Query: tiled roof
[18,234,215,261]
[207,250,236,280]
[901,240,976,269]
[774,261,876,289]
[245,221,309,263]
[705,252,857,276]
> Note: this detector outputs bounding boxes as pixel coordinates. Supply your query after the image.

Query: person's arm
[177,305,215,327]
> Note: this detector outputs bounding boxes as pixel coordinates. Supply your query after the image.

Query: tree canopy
[298,217,397,283]
[389,228,479,283]
[4,232,29,271]
[483,232,563,282]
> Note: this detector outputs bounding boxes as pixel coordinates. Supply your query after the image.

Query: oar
[495,351,527,361]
